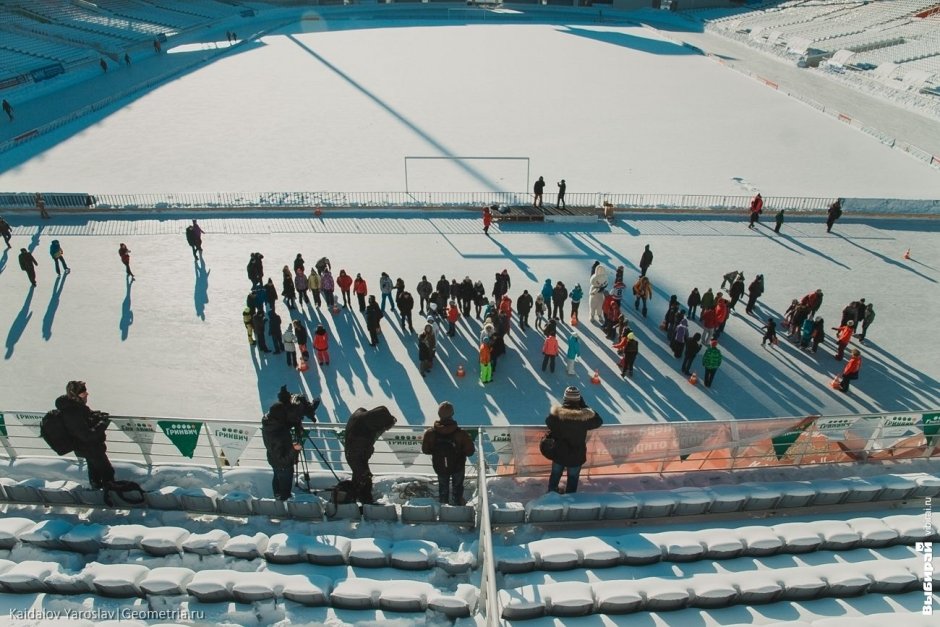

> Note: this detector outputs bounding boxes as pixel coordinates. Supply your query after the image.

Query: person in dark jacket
[365,295,384,347]
[639,244,653,277]
[344,406,397,504]
[516,290,533,332]
[416,275,433,315]
[681,332,702,375]
[397,289,416,333]
[264,278,278,312]
[545,386,602,494]
[686,288,701,321]
[533,176,545,208]
[261,386,310,500]
[473,280,486,318]
[728,274,746,311]
[435,275,450,311]
[252,310,269,353]
[745,275,764,315]
[551,281,568,320]
[18,248,37,286]
[421,402,475,505]
[0,215,12,247]
[57,381,114,489]
[268,310,284,354]
[281,266,296,310]
[826,198,842,233]
[459,276,474,316]
[774,209,785,233]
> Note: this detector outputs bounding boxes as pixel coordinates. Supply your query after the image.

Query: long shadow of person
[0,247,8,274]
[5,286,34,359]
[27,225,43,254]
[194,258,209,320]
[120,280,134,340]
[42,272,67,340]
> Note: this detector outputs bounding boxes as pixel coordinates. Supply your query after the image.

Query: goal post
[404,156,530,194]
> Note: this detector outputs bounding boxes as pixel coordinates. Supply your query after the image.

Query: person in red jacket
[542,334,559,373]
[839,349,862,392]
[446,300,460,337]
[748,193,763,229]
[713,296,730,340]
[482,206,493,236]
[313,324,330,366]
[498,295,513,337]
[353,273,368,312]
[833,320,854,360]
[336,269,353,309]
[700,306,718,345]
[118,243,134,279]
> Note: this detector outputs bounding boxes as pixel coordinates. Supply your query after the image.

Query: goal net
[404,156,530,193]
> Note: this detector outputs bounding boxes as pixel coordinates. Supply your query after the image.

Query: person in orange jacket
[313,324,330,366]
[446,300,460,337]
[353,273,368,312]
[839,349,862,392]
[498,295,513,337]
[713,295,730,340]
[833,320,854,360]
[482,205,493,236]
[336,269,353,309]
[542,334,559,373]
[479,337,492,383]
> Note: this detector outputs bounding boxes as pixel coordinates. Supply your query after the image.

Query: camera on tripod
[290,393,320,424]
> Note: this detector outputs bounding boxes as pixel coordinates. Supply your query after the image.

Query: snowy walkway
[0,211,936,428]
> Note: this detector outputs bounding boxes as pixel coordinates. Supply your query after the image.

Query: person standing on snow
[313,324,330,366]
[589,265,608,322]
[544,386,602,494]
[294,268,310,308]
[49,240,70,275]
[321,267,335,309]
[556,179,567,208]
[353,273,368,312]
[416,275,432,316]
[252,310,270,354]
[268,309,284,355]
[482,205,493,235]
[282,323,297,368]
[745,275,764,315]
[639,245,653,277]
[632,275,652,318]
[701,340,723,388]
[397,289,416,334]
[833,320,854,360]
[281,266,296,310]
[118,244,134,279]
[517,290,533,332]
[551,281,568,320]
[337,269,353,309]
[18,247,37,286]
[365,295,384,347]
[540,278,554,317]
[713,295,730,340]
[761,318,778,347]
[541,333,559,373]
[729,274,746,311]
[838,349,862,392]
[774,209,785,233]
[308,268,321,308]
[681,332,702,376]
[379,272,395,312]
[857,303,875,343]
[418,324,436,377]
[826,198,842,233]
[422,402,475,505]
[748,193,763,228]
[0,215,12,247]
[185,220,203,260]
[566,331,580,375]
[569,284,583,322]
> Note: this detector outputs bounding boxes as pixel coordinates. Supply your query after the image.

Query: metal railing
[0,190,844,212]
[475,428,499,624]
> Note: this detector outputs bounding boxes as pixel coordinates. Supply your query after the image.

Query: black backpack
[185,225,196,245]
[103,480,146,507]
[40,409,73,456]
[432,432,462,475]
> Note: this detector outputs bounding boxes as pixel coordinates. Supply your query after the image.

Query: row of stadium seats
[494,513,936,573]
[0,518,474,573]
[498,549,933,619]
[0,560,475,616]
[491,473,939,524]
[0,479,476,524]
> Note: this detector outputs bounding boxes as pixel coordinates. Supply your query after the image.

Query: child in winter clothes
[566,331,580,375]
[313,324,330,366]
[535,295,546,331]
[283,324,297,367]
[479,338,493,383]
[613,332,638,377]
[761,318,777,347]
[541,334,559,373]
[569,284,583,322]
[242,307,254,345]
[49,240,70,275]
[811,317,826,353]
[800,317,814,349]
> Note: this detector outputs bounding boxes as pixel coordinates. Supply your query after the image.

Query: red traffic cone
[314,206,322,217]
[688,372,698,385]
[297,359,309,373]
[331,304,340,315]
[456,365,465,378]
[570,314,578,326]
[903,248,911,260]
[829,375,842,389]
[591,369,601,385]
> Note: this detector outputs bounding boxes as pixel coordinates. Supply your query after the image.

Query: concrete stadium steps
[492,513,937,574]
[0,517,475,573]
[490,473,939,524]
[0,479,475,524]
[497,544,934,620]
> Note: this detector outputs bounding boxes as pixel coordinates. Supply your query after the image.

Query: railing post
[476,428,498,623]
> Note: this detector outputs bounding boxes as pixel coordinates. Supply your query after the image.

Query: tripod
[294,426,342,493]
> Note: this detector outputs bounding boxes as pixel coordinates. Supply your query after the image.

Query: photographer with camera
[262,385,319,501]
[56,381,114,489]
[344,406,397,504]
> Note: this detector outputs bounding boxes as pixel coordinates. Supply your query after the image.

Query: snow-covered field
[0,6,939,626]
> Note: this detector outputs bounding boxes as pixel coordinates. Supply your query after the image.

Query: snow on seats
[0,560,60,592]
[594,579,644,613]
[86,562,149,597]
[348,537,392,568]
[543,581,595,617]
[181,529,230,555]
[0,518,36,549]
[529,538,580,570]
[222,532,269,559]
[305,534,352,566]
[701,529,746,559]
[20,519,74,550]
[645,531,706,562]
[187,569,254,603]
[280,573,332,606]
[265,533,315,565]
[735,525,785,555]
[615,534,663,565]
[140,526,190,556]
[847,517,900,547]
[139,567,196,595]
[61,523,107,554]
[378,580,435,612]
[389,539,438,570]
[771,522,823,553]
[101,525,150,550]
[499,584,547,620]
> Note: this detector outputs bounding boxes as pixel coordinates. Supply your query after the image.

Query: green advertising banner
[158,420,203,459]
[0,413,6,438]
[923,412,940,450]
[771,417,816,460]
